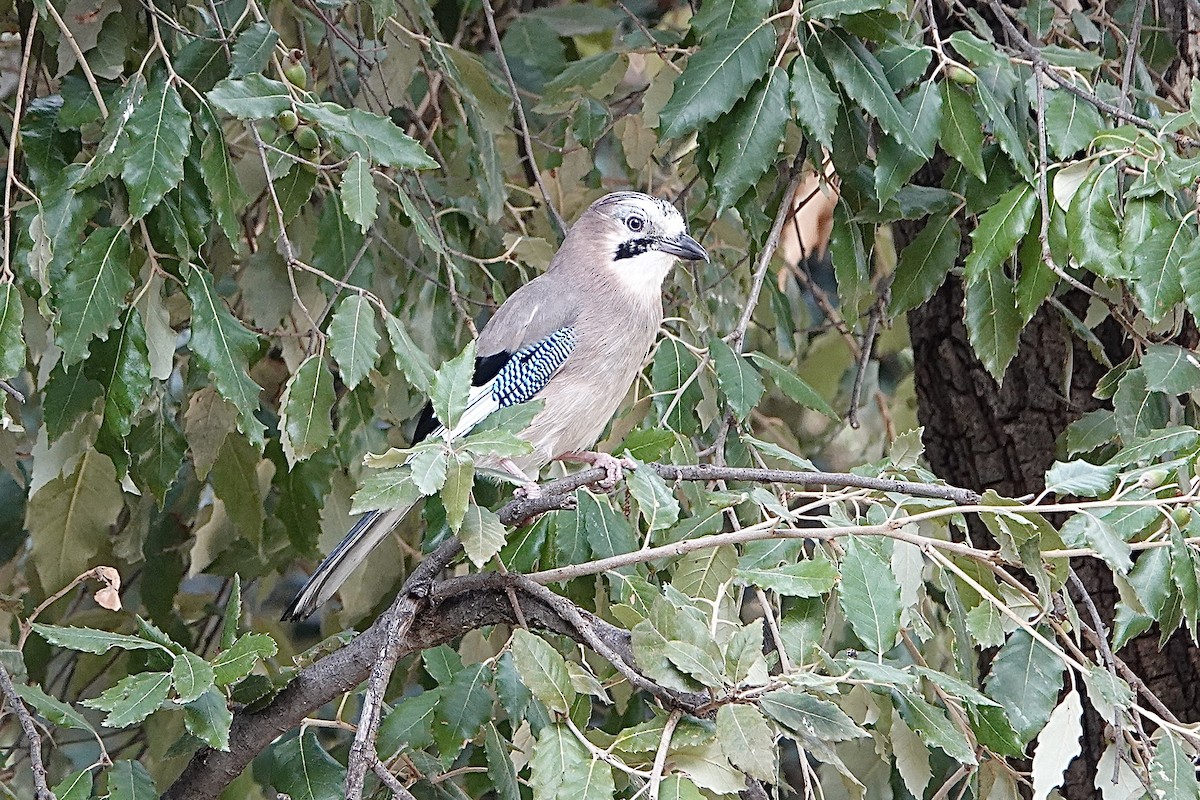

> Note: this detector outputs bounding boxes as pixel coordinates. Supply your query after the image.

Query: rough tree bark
[903,3,1200,794]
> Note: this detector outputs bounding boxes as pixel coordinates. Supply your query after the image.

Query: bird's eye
[626,216,645,232]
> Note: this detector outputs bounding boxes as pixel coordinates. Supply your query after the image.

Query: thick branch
[0,659,54,800]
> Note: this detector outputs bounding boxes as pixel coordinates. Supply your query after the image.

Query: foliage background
[4,0,1200,798]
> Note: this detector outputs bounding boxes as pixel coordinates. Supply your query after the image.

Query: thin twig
[847,292,884,429]
[0,660,54,800]
[479,0,567,239]
[647,709,682,800]
[41,0,109,118]
[372,755,418,800]
[1118,0,1148,110]
[2,8,39,283]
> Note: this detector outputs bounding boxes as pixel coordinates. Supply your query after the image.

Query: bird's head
[574,192,707,295]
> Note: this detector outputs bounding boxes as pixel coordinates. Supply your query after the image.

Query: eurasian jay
[283,192,707,620]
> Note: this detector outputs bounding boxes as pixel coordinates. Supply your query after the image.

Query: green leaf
[0,282,24,380]
[984,629,1065,747]
[221,574,242,651]
[511,629,575,714]
[691,0,773,39]
[939,81,986,181]
[13,682,99,733]
[628,463,681,533]
[709,336,764,420]
[1107,425,1199,467]
[1067,166,1122,279]
[297,103,437,169]
[1066,410,1117,455]
[378,689,440,756]
[1150,731,1200,800]
[577,491,637,559]
[665,640,726,687]
[1044,460,1119,497]
[26,450,124,591]
[384,311,436,394]
[108,759,157,800]
[651,337,702,434]
[964,259,1023,381]
[279,354,335,466]
[1142,344,1200,395]
[341,154,379,233]
[485,724,521,800]
[92,307,151,439]
[963,183,1037,283]
[461,502,507,567]
[328,295,379,390]
[272,730,346,800]
[81,670,171,727]
[437,662,493,741]
[171,650,216,703]
[184,686,233,750]
[895,692,976,764]
[839,536,901,653]
[351,470,421,514]
[31,623,165,655]
[52,769,93,800]
[123,77,191,220]
[1125,203,1188,322]
[441,451,474,533]
[789,49,840,151]
[197,103,250,247]
[747,352,838,419]
[186,267,265,446]
[531,723,615,800]
[734,558,838,596]
[822,30,923,156]
[713,67,789,212]
[1044,87,1103,160]
[889,215,960,316]
[431,341,476,432]
[213,632,277,686]
[41,363,102,442]
[230,21,279,78]
[759,688,867,742]
[55,226,133,366]
[716,704,776,781]
[75,78,146,190]
[659,24,777,140]
[208,75,293,119]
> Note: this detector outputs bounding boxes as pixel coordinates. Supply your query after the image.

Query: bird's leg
[500,458,543,500]
[555,451,632,491]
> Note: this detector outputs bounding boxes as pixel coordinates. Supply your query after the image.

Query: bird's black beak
[659,232,708,261]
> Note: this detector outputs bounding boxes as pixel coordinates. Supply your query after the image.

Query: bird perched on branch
[283,192,707,620]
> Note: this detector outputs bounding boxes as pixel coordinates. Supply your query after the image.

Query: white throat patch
[610,248,675,296]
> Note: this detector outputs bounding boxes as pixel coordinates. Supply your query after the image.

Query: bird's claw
[591,452,629,492]
[515,482,543,501]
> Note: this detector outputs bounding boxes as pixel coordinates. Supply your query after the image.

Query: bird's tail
[282,503,416,621]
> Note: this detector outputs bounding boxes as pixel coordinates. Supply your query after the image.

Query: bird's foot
[556,451,632,492]
[514,481,543,501]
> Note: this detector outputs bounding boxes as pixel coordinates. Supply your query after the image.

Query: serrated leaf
[171,650,216,703]
[14,682,99,733]
[532,723,615,800]
[759,688,867,742]
[378,689,440,756]
[384,311,436,394]
[82,670,171,727]
[965,259,1023,381]
[1150,731,1200,800]
[822,30,923,156]
[437,662,493,741]
[230,21,279,78]
[889,215,960,316]
[691,0,773,38]
[42,361,102,441]
[184,686,233,750]
[297,103,437,169]
[713,67,789,212]
[709,336,764,420]
[92,307,151,439]
[628,463,681,533]
[213,632,277,686]
[431,341,476,432]
[52,769,93,800]
[964,183,1037,283]
[328,295,380,390]
[351,470,421,514]
[716,704,775,781]
[197,103,249,247]
[341,154,379,233]
[939,81,987,181]
[1031,689,1083,800]
[734,558,838,596]
[1044,88,1103,160]
[577,491,637,559]
[747,352,838,419]
[272,730,346,800]
[1044,460,1119,497]
[839,536,901,653]
[221,574,241,651]
[461,502,506,567]
[32,623,165,655]
[789,49,840,150]
[1125,203,1188,322]
[659,24,777,140]
[279,354,335,466]
[208,75,293,119]
[26,450,123,591]
[895,691,976,764]
[984,629,1065,747]
[0,282,24,380]
[108,759,157,800]
[651,337,702,434]
[1067,166,1123,279]
[186,267,265,446]
[511,629,575,714]
[122,77,191,220]
[55,226,132,366]
[1107,425,1199,467]
[665,640,726,687]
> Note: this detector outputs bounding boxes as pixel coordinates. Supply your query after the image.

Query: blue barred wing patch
[491,327,576,407]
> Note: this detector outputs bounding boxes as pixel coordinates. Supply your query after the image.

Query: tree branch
[0,659,54,800]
